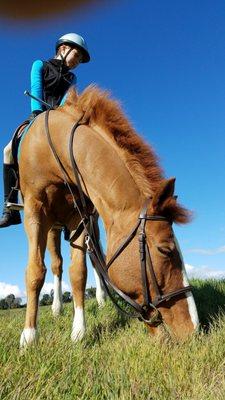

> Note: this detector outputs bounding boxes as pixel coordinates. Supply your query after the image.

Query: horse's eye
[157,242,175,255]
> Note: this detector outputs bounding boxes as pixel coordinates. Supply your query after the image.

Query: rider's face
[61,45,82,69]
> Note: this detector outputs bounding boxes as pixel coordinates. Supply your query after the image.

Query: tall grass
[0,279,225,400]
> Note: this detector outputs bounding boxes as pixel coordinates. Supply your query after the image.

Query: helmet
[56,33,90,63]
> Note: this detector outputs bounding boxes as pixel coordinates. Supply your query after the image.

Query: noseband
[45,111,193,327]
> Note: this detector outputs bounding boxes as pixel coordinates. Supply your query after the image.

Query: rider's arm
[59,74,77,107]
[30,60,44,112]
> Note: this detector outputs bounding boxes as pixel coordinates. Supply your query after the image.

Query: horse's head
[142,177,199,339]
[108,178,198,340]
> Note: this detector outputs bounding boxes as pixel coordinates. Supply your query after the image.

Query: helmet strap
[59,47,74,66]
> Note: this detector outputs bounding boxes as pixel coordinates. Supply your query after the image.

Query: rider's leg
[0,141,21,228]
[4,141,14,164]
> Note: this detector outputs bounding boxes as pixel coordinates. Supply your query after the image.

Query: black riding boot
[0,164,21,228]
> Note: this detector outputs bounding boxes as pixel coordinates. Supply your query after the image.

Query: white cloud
[0,280,71,301]
[41,280,70,295]
[187,246,225,255]
[0,282,24,299]
[185,263,225,279]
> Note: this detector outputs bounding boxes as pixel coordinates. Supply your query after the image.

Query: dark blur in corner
[0,0,111,20]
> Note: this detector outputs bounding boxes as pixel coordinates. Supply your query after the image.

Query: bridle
[44,110,193,326]
[86,202,192,326]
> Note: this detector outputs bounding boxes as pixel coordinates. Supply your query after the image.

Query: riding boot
[0,164,21,228]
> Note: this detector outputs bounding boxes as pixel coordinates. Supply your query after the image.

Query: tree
[40,294,52,306]
[62,291,72,303]
[5,294,15,309]
[0,295,22,309]
[85,287,96,299]
[0,298,7,310]
[12,297,22,308]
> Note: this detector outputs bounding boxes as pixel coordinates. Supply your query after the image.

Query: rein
[44,110,192,326]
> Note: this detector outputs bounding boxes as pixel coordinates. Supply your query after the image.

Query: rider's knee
[3,142,13,164]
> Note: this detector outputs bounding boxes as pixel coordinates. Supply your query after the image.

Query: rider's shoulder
[31,59,44,70]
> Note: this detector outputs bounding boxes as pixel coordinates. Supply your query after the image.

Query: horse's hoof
[71,327,85,342]
[20,328,37,348]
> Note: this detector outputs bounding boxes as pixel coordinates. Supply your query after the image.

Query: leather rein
[44,110,192,326]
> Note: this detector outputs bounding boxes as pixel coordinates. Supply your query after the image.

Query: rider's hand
[29,110,43,121]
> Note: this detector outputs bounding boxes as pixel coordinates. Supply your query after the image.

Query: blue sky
[0,0,225,299]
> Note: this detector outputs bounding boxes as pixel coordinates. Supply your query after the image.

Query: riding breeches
[3,141,13,164]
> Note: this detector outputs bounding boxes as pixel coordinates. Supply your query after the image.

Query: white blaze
[174,235,199,329]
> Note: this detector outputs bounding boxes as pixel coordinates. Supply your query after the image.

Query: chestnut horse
[19,86,199,347]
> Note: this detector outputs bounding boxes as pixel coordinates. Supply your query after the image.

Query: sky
[0,0,225,300]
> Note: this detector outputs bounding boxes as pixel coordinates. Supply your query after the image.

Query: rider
[0,33,90,228]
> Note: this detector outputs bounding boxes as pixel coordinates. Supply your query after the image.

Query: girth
[44,110,193,326]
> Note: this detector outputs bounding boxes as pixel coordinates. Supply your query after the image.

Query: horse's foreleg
[20,201,50,348]
[47,228,63,317]
[92,215,107,307]
[93,268,106,307]
[69,232,87,342]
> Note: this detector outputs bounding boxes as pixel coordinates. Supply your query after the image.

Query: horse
[18,85,199,347]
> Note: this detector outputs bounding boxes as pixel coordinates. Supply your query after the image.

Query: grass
[0,279,225,399]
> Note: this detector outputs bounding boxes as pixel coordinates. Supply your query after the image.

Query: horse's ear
[152,178,176,209]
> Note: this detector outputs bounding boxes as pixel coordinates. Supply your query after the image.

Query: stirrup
[6,188,24,211]
[6,202,24,211]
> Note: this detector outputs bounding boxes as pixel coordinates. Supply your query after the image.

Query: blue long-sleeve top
[30,59,77,112]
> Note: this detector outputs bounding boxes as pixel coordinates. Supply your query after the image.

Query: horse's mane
[64,85,190,223]
[65,85,163,196]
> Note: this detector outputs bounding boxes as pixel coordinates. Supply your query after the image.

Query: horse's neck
[73,124,144,240]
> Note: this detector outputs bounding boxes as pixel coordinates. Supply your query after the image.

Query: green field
[1,279,225,400]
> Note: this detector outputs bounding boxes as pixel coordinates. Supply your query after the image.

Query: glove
[29,110,43,121]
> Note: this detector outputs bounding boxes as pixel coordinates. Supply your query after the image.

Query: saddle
[11,119,30,168]
[5,120,30,212]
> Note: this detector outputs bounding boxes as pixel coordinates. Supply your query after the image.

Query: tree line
[0,287,97,309]
[0,294,22,310]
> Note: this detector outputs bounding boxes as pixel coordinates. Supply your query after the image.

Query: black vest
[42,59,75,109]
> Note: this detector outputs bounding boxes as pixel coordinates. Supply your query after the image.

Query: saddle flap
[11,120,30,166]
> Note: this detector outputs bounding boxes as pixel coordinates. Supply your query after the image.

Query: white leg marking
[51,275,63,317]
[71,305,86,342]
[174,235,199,329]
[93,268,106,307]
[20,328,37,348]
